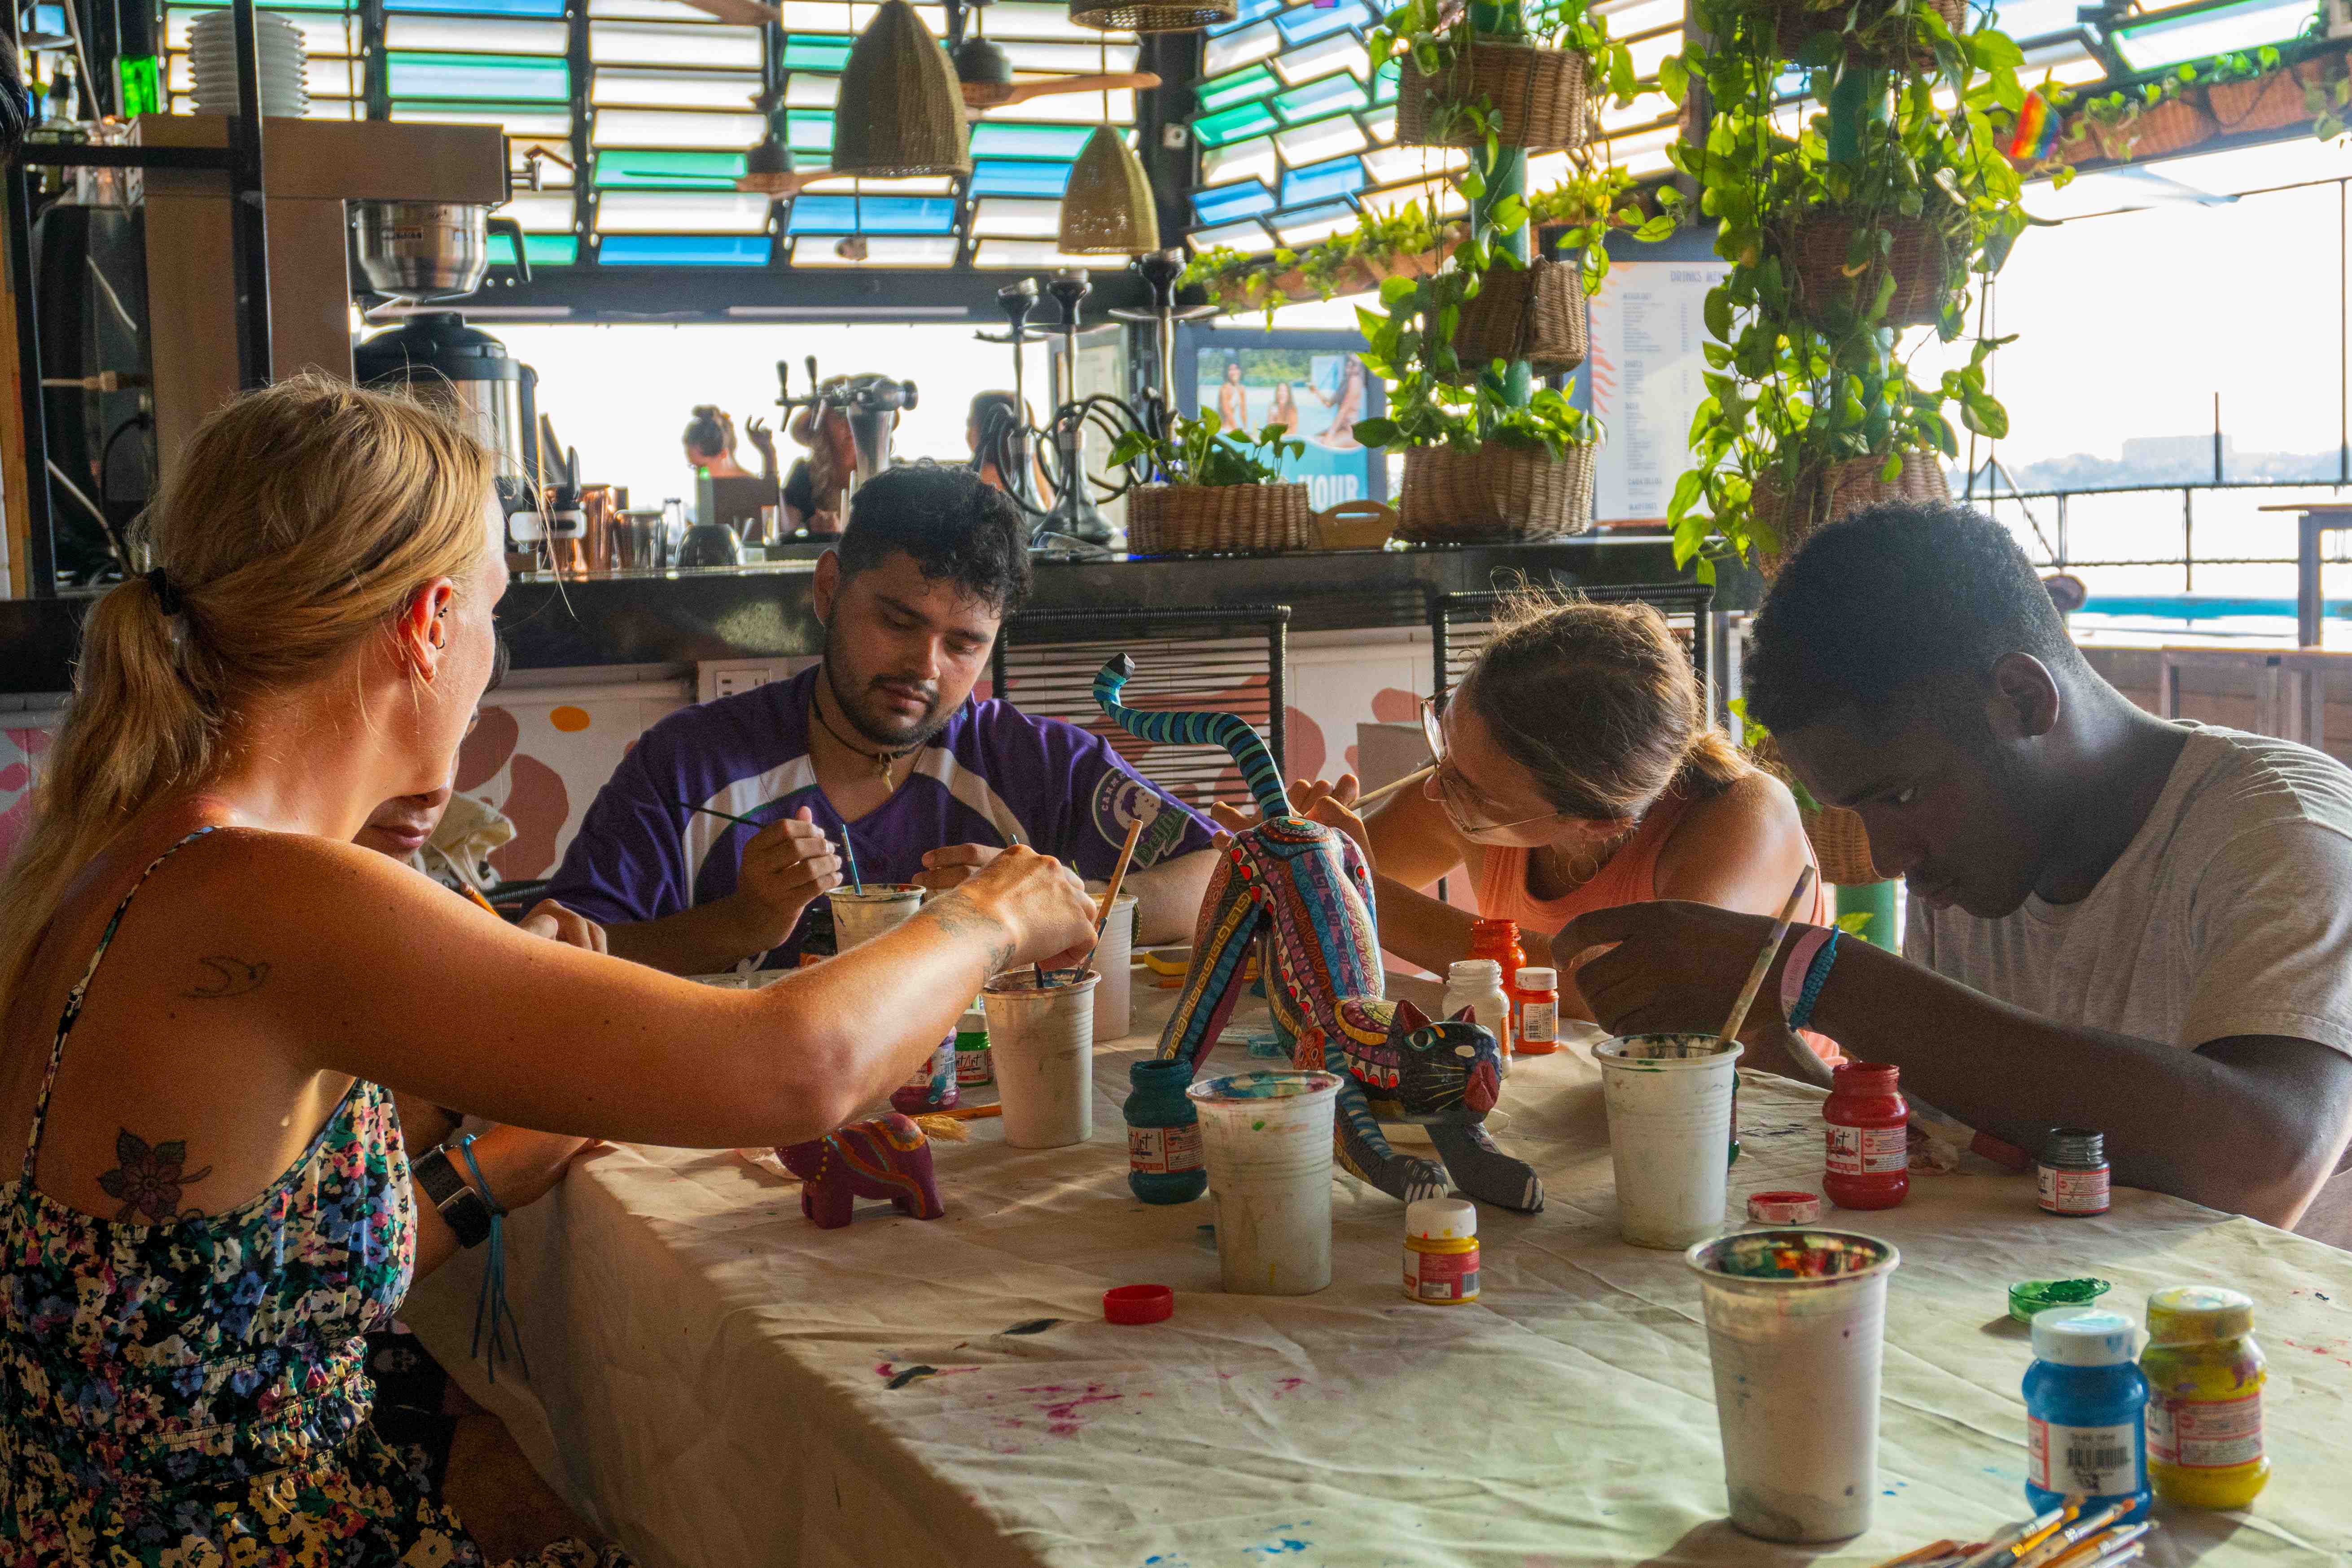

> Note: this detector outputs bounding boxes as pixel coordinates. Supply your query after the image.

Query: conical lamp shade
[1057,125,1159,255]
[832,0,971,179]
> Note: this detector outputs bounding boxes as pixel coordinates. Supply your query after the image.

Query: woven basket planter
[1781,210,1962,330]
[1264,232,1459,307]
[1070,0,1235,30]
[1767,0,1966,65]
[2061,93,2216,163]
[2207,54,2343,134]
[1127,483,1314,555]
[1396,441,1594,544]
[1752,734,1885,885]
[1753,448,1950,578]
[1447,258,1590,381]
[1397,40,1591,152]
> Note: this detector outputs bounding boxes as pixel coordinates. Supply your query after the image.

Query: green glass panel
[1372,58,1397,105]
[1192,100,1279,147]
[787,109,835,153]
[171,0,352,12]
[783,37,852,70]
[593,148,749,187]
[386,51,569,100]
[969,121,1091,158]
[517,232,578,265]
[1195,64,1276,114]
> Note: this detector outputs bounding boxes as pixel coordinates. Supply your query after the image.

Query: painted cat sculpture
[781,1112,945,1228]
[1092,655,1543,1212]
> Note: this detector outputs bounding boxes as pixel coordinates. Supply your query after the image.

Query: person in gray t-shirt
[1560,502,2352,1232]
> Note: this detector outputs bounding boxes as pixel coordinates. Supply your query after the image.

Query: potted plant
[1109,412,1313,555]
[1356,375,1603,543]
[1182,203,1463,323]
[1372,0,1636,153]
[2201,37,2352,136]
[1440,160,1648,372]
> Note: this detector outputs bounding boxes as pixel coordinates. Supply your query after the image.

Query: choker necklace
[812,692,920,781]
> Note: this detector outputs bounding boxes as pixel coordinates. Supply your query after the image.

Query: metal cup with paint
[825,884,926,950]
[1595,1033,1743,1249]
[983,968,1101,1149]
[1186,1070,1343,1296]
[1685,1228,1902,1543]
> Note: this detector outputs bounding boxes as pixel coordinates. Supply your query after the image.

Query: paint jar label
[955,1046,994,1086]
[1129,1123,1203,1175]
[2027,1416,2139,1498]
[1826,1124,1907,1175]
[1520,1001,1558,1045]
[1403,1245,1480,1303]
[2037,1164,2111,1214]
[2148,1393,2262,1469]
[902,1038,955,1092]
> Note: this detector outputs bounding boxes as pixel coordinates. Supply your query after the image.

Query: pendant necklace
[813,692,918,782]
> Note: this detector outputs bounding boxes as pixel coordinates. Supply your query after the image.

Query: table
[405,985,2352,1567]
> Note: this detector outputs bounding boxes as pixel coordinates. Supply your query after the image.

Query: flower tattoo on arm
[96,1129,213,1224]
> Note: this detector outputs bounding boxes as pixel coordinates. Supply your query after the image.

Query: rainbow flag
[2004,89,2061,162]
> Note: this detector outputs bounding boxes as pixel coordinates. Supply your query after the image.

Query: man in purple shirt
[547,461,1221,975]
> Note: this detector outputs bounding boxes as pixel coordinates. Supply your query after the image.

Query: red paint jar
[1823,1060,1909,1210]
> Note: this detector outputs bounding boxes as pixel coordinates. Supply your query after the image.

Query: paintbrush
[999,823,1047,990]
[1868,1541,1959,1568]
[1716,863,1818,1044]
[836,815,864,895]
[2012,1502,2131,1568]
[2042,1522,2152,1568]
[462,885,501,918]
[1075,818,1147,979]
[1354,764,1433,813]
[941,1102,1003,1121]
[2007,1502,2078,1561]
[1953,1506,2070,1568]
[679,799,762,828]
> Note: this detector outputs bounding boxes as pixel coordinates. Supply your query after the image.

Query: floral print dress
[0,830,626,1568]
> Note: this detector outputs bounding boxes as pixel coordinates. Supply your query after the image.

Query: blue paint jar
[1125,1058,1206,1204]
[2024,1306,2151,1524]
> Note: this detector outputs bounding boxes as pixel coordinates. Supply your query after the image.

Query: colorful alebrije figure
[780,1112,945,1229]
[1093,655,1541,1212]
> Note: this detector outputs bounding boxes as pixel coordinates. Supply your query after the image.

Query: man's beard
[821,622,952,751]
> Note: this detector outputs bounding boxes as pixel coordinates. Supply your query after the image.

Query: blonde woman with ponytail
[0,377,1095,1566]
[1224,593,1829,1039]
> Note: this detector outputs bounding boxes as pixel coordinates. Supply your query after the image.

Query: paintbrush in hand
[1073,817,1147,980]
[1717,863,1818,1044]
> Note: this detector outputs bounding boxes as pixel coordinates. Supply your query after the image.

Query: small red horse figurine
[780,1113,944,1229]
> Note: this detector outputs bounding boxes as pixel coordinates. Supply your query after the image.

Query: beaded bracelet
[1787,930,1842,1034]
[456,1133,529,1384]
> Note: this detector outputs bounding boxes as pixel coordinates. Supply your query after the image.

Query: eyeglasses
[1420,696,1565,841]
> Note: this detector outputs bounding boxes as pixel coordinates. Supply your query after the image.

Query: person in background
[787,377,863,535]
[1216,359,1248,431]
[1268,382,1301,435]
[546,461,1224,977]
[0,39,26,162]
[1308,358,1367,448]
[1562,502,2352,1233]
[1217,594,1829,1054]
[680,405,774,485]
[0,377,1095,1564]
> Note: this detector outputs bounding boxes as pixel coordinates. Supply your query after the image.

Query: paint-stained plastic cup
[1092,893,1140,1043]
[1686,1229,1902,1543]
[1596,1033,1743,1249]
[826,884,926,950]
[984,969,1100,1148]
[1187,1070,1343,1296]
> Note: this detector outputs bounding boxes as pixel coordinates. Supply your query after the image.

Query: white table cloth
[406,985,2352,1567]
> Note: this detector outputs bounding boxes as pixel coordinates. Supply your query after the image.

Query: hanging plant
[1657,0,2037,576]
[1371,0,1637,152]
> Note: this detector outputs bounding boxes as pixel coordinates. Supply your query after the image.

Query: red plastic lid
[1104,1284,1174,1325]
[1748,1190,1824,1223]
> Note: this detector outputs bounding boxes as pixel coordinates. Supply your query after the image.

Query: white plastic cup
[827,884,925,950]
[1685,1229,1901,1543]
[1091,893,1139,1042]
[1186,1070,1343,1296]
[983,969,1100,1148]
[1595,1032,1743,1249]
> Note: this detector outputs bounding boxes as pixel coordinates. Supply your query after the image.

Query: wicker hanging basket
[1752,448,1950,578]
[1446,257,1589,381]
[1752,735,1886,886]
[1780,210,1962,330]
[831,0,971,179]
[1765,0,1967,64]
[2059,92,2216,163]
[1069,0,1235,31]
[1058,125,1160,255]
[1127,483,1315,555]
[1262,231,1460,308]
[2206,53,2343,134]
[1397,40,1591,152]
[1395,441,1594,544]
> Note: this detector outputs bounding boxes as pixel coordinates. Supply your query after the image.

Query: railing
[1962,477,2352,600]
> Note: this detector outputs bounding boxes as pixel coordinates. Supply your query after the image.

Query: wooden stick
[1717,863,1816,1044]
[1355,764,1433,813]
[463,885,501,917]
[1074,818,1147,977]
[941,1102,1003,1121]
[1869,1543,1958,1568]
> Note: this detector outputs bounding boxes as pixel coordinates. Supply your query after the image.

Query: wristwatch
[412,1145,494,1248]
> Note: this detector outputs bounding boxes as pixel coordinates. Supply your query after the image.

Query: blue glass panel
[970,159,1073,197]
[387,0,565,16]
[970,122,1092,158]
[1207,0,1284,32]
[1191,180,1275,225]
[31,4,65,28]
[388,52,569,99]
[1271,197,1355,231]
[785,195,960,233]
[1372,57,1397,103]
[787,109,835,154]
[1276,0,1369,42]
[1280,153,1364,206]
[598,233,770,264]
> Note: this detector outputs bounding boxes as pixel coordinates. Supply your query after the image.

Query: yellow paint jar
[2141,1285,2268,1510]
[1403,1197,1479,1305]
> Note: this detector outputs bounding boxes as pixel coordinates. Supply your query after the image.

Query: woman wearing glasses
[1242,594,1831,1033]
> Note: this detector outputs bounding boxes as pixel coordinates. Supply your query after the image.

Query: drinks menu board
[1588,260,1733,525]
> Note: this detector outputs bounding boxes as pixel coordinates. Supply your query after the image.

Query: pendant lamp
[831,0,972,180]
[1069,0,1234,33]
[1057,124,1159,254]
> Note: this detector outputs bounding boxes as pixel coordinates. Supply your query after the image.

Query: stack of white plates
[188,10,309,117]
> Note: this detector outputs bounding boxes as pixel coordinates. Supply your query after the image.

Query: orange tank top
[1474,789,1841,1062]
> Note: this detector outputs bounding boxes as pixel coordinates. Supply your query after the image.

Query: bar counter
[0,536,1743,697]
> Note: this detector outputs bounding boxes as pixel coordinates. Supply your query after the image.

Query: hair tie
[144,567,184,617]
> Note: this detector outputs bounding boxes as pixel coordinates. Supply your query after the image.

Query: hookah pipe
[1106,247,1218,434]
[971,279,1046,514]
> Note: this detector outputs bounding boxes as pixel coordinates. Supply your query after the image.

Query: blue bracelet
[1787,929,1841,1034]
[456,1133,528,1384]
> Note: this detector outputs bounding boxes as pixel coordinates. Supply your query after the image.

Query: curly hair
[837,460,1032,615]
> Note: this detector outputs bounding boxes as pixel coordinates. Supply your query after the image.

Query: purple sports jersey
[546,665,1218,968]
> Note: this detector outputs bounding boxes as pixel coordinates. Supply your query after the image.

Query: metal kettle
[353,311,541,542]
[353,201,531,299]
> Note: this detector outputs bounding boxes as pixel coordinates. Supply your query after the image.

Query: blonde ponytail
[0,374,493,1009]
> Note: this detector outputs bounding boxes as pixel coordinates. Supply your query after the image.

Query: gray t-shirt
[1907,723,2352,1058]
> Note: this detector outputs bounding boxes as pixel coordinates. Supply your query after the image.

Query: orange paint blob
[549,705,591,733]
